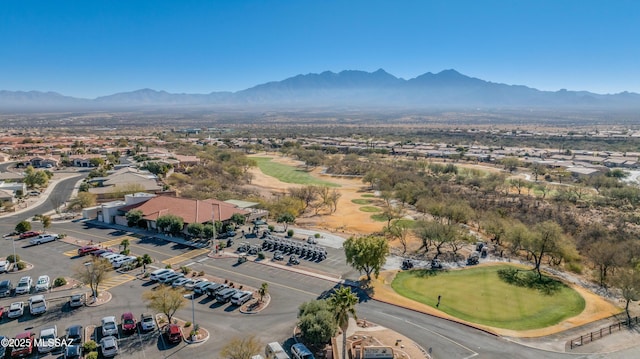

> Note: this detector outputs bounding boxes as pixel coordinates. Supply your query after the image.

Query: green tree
[258,282,268,303]
[120,238,130,252]
[328,286,358,359]
[343,235,389,280]
[220,335,262,359]
[230,213,246,226]
[613,268,640,325]
[125,210,144,227]
[414,220,460,258]
[89,157,105,167]
[15,220,32,233]
[68,192,97,210]
[156,214,184,235]
[276,213,296,231]
[75,257,112,299]
[142,285,186,323]
[40,215,52,233]
[297,300,337,348]
[507,221,572,279]
[385,220,411,254]
[187,223,205,238]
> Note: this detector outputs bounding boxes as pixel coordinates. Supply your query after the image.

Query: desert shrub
[85,352,98,359]
[54,277,67,287]
[16,261,26,270]
[83,340,98,352]
[6,254,20,263]
[287,229,294,237]
[257,252,265,260]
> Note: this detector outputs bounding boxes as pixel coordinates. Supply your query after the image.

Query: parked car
[192,280,211,294]
[66,324,84,344]
[77,246,100,256]
[0,336,5,358]
[151,269,174,282]
[0,279,13,297]
[28,190,41,196]
[161,272,184,285]
[164,324,183,344]
[112,256,137,269]
[64,344,83,359]
[28,294,47,315]
[15,276,32,295]
[38,325,58,354]
[230,290,253,306]
[140,313,157,331]
[8,301,24,318]
[19,231,40,239]
[0,259,10,272]
[291,343,315,359]
[205,283,228,298]
[100,336,119,357]
[69,293,85,308]
[183,278,199,290]
[171,277,191,288]
[216,288,238,303]
[29,233,58,245]
[35,275,51,292]
[101,316,118,337]
[90,249,113,257]
[273,251,284,261]
[10,331,34,358]
[121,312,137,333]
[2,231,18,238]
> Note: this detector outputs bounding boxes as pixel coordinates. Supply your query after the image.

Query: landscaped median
[369,263,622,337]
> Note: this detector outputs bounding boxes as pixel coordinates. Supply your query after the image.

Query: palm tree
[328,286,358,359]
[258,282,268,303]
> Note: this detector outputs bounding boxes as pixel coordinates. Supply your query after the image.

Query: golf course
[253,157,339,187]
[392,265,586,330]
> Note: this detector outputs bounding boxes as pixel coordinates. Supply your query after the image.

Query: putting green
[359,206,381,212]
[392,265,585,330]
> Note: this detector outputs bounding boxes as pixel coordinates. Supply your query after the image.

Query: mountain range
[1,69,639,110]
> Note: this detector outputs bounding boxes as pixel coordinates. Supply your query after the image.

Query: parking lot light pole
[11,236,17,272]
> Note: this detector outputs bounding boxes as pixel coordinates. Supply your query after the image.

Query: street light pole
[11,237,17,272]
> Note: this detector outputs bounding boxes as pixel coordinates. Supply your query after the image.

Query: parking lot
[0,222,342,358]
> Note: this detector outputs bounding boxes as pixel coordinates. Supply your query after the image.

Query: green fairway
[361,194,376,198]
[359,206,381,212]
[253,157,339,187]
[370,214,387,222]
[392,265,585,330]
[351,198,373,205]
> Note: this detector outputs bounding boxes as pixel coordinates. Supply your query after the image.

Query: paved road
[2,186,640,358]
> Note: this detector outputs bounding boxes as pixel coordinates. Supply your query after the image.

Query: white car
[171,277,191,288]
[101,316,118,337]
[29,233,58,245]
[150,269,173,282]
[100,336,119,357]
[35,275,51,292]
[183,279,200,290]
[8,301,25,318]
[112,256,137,269]
[15,276,32,295]
[29,294,47,315]
[38,326,57,354]
[161,272,184,285]
[140,313,157,331]
[0,260,9,273]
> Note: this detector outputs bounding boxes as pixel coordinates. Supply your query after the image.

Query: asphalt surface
[1,174,640,358]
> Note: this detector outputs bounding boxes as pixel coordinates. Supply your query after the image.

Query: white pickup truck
[29,234,59,245]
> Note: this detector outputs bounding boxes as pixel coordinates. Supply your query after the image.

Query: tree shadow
[497,267,563,295]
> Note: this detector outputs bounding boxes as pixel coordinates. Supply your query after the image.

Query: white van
[230,290,253,306]
[150,269,174,282]
[265,342,290,359]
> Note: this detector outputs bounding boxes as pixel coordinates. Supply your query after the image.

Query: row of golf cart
[261,236,328,261]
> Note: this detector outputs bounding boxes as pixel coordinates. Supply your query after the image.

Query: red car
[10,331,34,358]
[19,231,39,239]
[121,312,137,333]
[164,324,182,343]
[77,246,100,256]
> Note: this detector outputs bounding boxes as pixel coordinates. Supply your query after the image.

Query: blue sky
[1,0,638,98]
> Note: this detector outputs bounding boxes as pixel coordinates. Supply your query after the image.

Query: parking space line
[63,249,78,257]
[162,248,209,266]
[96,274,136,292]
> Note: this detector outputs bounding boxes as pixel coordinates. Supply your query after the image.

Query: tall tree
[276,213,296,231]
[258,282,269,303]
[343,235,389,280]
[15,220,31,233]
[220,336,262,359]
[142,285,186,323]
[328,286,358,359]
[75,257,112,299]
[612,268,640,325]
[507,221,571,279]
[297,299,337,348]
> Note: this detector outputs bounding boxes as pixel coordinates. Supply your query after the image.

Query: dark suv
[0,280,12,297]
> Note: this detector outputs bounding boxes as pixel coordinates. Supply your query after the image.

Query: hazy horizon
[2,0,639,97]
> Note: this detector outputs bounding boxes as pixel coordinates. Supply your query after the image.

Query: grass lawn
[359,206,381,212]
[393,219,417,228]
[392,265,585,330]
[351,198,373,205]
[370,213,387,222]
[253,157,339,187]
[361,194,376,198]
